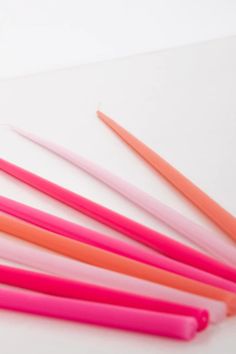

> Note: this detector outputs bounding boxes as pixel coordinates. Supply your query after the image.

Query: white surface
[0,37,236,353]
[0,0,236,78]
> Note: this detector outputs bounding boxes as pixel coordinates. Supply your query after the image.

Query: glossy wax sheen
[12,125,236,266]
[1,196,236,295]
[0,230,226,324]
[97,111,236,243]
[1,157,236,285]
[0,286,199,340]
[0,264,209,331]
[1,212,236,315]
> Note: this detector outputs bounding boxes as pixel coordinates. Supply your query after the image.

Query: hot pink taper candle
[1,158,236,284]
[11,126,236,266]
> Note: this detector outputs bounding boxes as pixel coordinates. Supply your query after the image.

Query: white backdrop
[0,36,236,354]
[0,2,236,354]
[0,0,236,78]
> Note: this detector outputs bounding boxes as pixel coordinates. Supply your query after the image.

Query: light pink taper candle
[1,196,236,294]
[0,231,226,323]
[11,126,236,266]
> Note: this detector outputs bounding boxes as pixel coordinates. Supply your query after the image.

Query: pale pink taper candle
[0,231,226,323]
[1,158,236,285]
[1,196,236,294]
[11,126,236,266]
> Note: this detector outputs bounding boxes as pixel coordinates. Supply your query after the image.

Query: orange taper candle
[97,111,236,243]
[1,212,236,315]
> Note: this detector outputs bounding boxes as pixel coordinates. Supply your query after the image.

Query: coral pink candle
[1,196,236,294]
[97,111,236,242]
[11,125,236,266]
[1,158,236,284]
[0,231,226,324]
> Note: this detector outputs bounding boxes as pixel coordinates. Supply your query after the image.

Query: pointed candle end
[96,110,116,129]
[96,110,106,121]
[96,110,101,117]
[9,125,26,137]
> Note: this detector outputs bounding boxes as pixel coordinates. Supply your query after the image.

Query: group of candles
[0,111,235,341]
